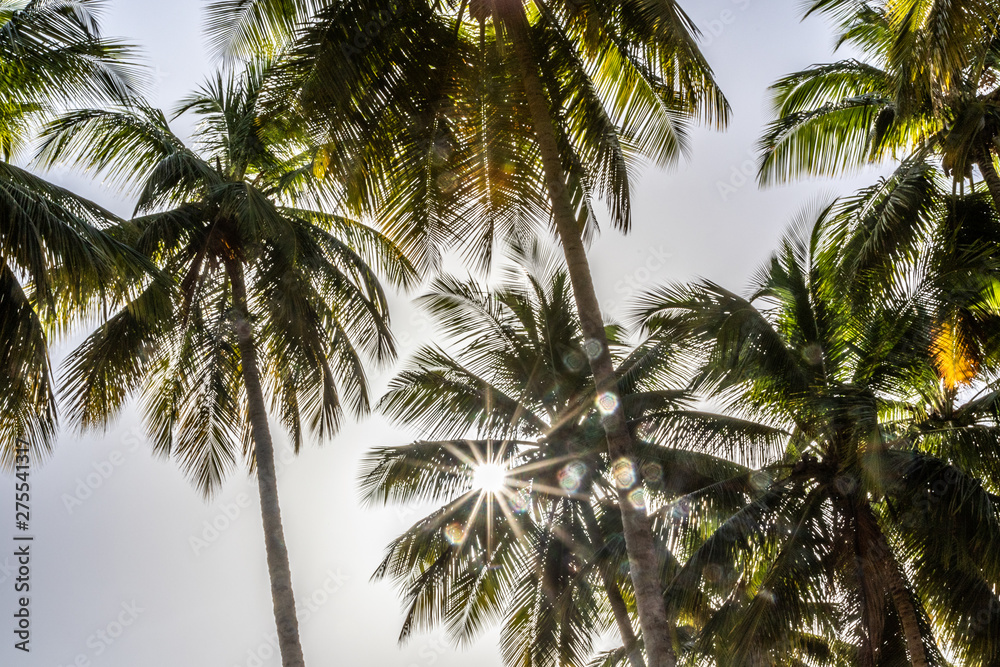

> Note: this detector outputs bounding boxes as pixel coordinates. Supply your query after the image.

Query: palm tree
[0,0,142,462]
[207,5,729,664]
[0,0,137,155]
[758,0,1000,209]
[36,60,416,667]
[360,243,761,667]
[635,213,1000,666]
[841,156,1000,356]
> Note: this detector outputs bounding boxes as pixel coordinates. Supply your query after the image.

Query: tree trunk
[887,567,930,667]
[976,150,1000,215]
[228,258,307,667]
[603,570,647,667]
[498,4,676,666]
[856,504,930,667]
[581,505,646,667]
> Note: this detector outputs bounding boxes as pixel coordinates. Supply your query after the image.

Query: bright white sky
[0,2,888,666]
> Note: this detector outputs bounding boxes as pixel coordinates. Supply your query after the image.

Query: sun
[472,463,507,493]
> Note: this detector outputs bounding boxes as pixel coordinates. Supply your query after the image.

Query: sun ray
[529,481,593,502]
[486,489,494,554]
[509,452,587,476]
[457,490,487,549]
[495,487,529,543]
[441,440,486,470]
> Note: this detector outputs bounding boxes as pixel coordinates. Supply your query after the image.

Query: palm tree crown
[636,208,1000,666]
[205,6,730,665]
[362,243,760,667]
[0,0,143,462]
[758,0,1000,206]
[37,59,416,667]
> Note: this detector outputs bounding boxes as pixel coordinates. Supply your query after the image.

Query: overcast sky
[1,2,888,666]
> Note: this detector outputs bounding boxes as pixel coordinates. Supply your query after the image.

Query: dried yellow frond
[932,320,978,390]
[313,146,330,180]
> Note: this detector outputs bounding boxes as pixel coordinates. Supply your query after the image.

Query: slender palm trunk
[856,504,930,667]
[976,150,1000,214]
[581,505,646,667]
[603,571,646,667]
[887,566,930,667]
[498,4,676,666]
[228,258,307,667]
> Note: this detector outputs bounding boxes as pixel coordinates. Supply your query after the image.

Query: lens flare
[583,338,603,360]
[563,351,585,372]
[749,471,772,491]
[612,458,636,489]
[597,392,620,416]
[703,563,724,584]
[641,462,663,483]
[833,474,857,496]
[558,461,588,493]
[509,490,531,514]
[667,498,691,521]
[444,522,464,545]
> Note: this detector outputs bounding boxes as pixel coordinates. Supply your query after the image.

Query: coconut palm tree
[207,5,729,663]
[798,153,1000,408]
[635,213,1000,666]
[360,243,771,667]
[0,0,137,155]
[758,0,1000,209]
[0,0,142,462]
[36,60,416,667]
